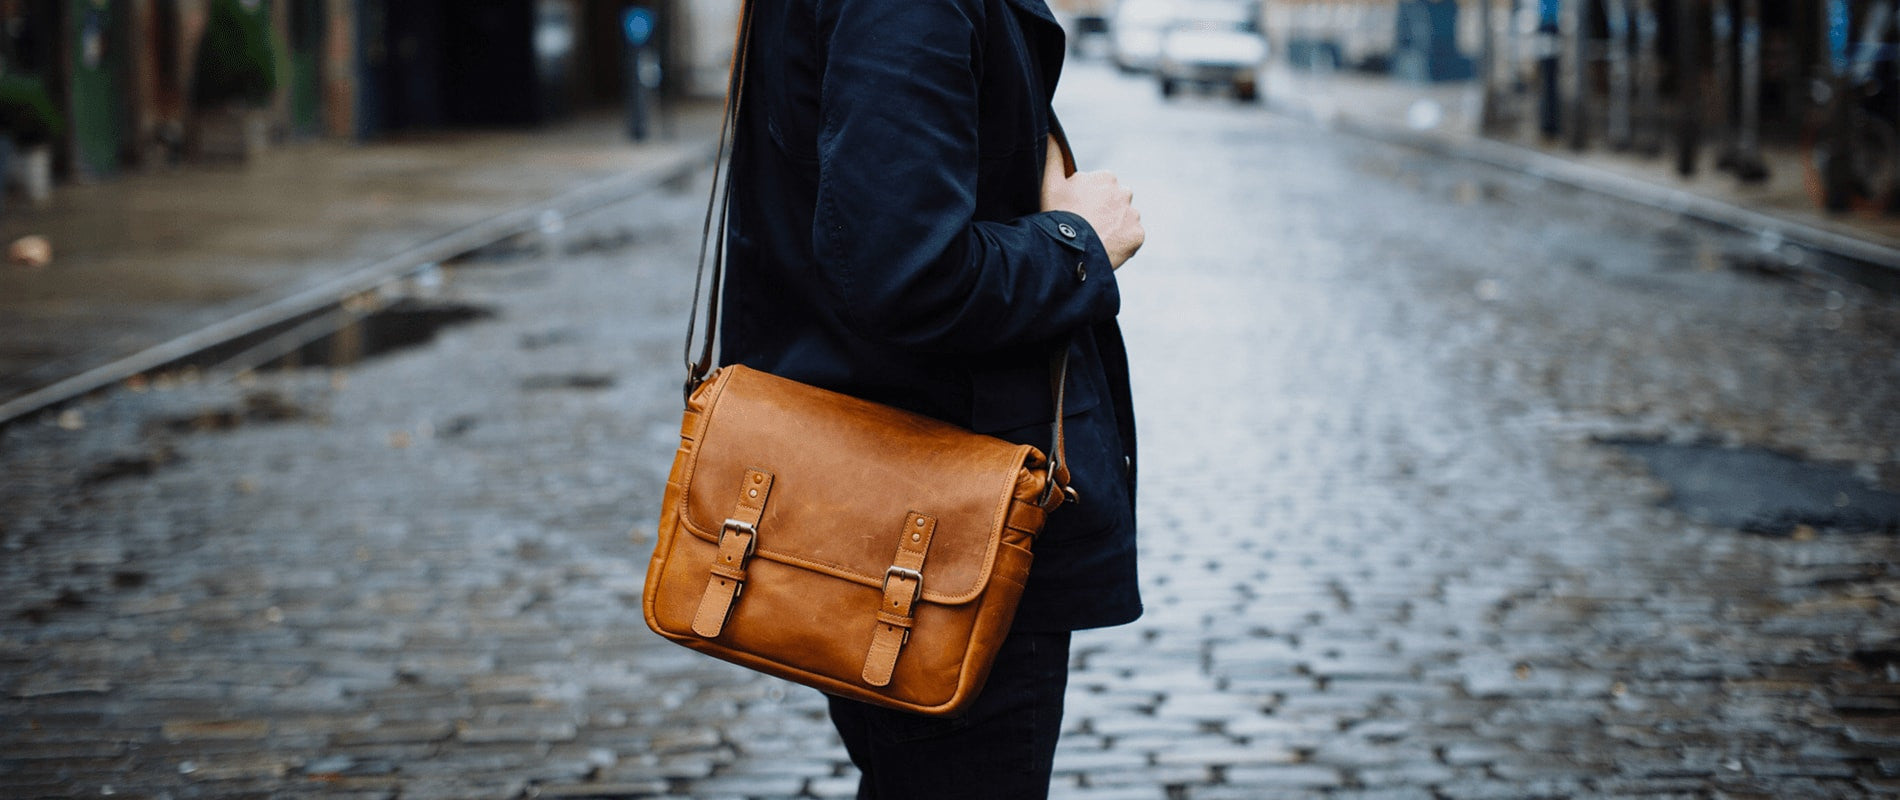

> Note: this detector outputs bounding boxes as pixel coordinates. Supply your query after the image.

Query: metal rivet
[912,533,921,542]
[752,474,763,483]
[748,489,758,498]
[915,518,925,527]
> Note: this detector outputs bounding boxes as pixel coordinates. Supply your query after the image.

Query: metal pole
[1816,0,1852,210]
[1673,0,1701,176]
[1539,0,1563,137]
[1732,0,1767,180]
[1607,0,1633,148]
[1631,0,1661,153]
[1711,0,1736,169]
[627,42,650,141]
[1480,0,1504,132]
[1562,0,1589,150]
[1503,0,1525,103]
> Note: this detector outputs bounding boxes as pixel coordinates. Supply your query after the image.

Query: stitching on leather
[671,367,731,540]
[677,468,1022,605]
[675,366,1025,605]
[648,369,734,635]
[676,518,1003,605]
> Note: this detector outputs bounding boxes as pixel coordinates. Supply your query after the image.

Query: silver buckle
[720,518,758,556]
[882,566,923,645]
[883,565,923,604]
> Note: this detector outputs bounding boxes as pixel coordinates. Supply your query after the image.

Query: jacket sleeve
[812,0,1121,353]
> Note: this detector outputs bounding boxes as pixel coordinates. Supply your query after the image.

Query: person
[720,0,1144,796]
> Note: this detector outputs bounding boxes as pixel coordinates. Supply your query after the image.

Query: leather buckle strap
[683,0,754,401]
[862,512,937,687]
[692,469,774,637]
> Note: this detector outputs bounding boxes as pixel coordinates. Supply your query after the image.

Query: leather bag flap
[677,366,1039,605]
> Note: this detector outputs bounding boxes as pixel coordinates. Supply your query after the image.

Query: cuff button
[1074,262,1087,282]
[1057,222,1078,239]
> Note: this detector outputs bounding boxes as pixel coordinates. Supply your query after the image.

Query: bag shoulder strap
[682,0,1078,503]
[681,2,753,399]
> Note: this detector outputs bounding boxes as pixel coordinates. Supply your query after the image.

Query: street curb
[1271,99,1900,273]
[0,141,716,427]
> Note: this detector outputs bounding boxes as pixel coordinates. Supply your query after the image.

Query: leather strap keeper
[863,512,938,686]
[692,468,774,637]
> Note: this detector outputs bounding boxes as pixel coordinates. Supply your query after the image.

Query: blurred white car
[1156,0,1269,102]
[1050,0,1114,56]
[1111,0,1176,73]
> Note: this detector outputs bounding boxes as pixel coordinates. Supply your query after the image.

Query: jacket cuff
[1032,210,1115,289]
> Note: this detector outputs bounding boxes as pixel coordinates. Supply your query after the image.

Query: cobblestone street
[4,62,1900,799]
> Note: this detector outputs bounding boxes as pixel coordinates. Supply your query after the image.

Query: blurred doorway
[356,0,573,137]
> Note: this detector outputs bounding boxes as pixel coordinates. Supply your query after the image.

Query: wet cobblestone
[2,62,1900,798]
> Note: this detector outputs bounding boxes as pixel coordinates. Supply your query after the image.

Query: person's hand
[1041,137,1144,270]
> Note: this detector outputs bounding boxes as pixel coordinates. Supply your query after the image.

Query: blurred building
[1268,1,1900,209]
[0,0,738,184]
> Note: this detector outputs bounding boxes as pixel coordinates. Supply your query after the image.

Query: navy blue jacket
[721,0,1140,632]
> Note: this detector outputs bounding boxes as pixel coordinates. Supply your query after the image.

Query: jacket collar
[1001,0,1066,102]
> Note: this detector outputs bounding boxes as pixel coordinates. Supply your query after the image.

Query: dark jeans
[826,629,1072,800]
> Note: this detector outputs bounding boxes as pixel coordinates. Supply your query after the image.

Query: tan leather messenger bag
[641,3,1077,717]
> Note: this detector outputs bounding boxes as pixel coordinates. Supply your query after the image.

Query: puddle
[261,299,493,370]
[437,414,479,439]
[1853,645,1900,673]
[149,390,311,434]
[520,373,615,391]
[563,229,640,257]
[82,445,182,487]
[1600,437,1900,535]
[442,227,638,266]
[1722,241,1900,294]
[1811,249,1900,294]
[1724,250,1816,282]
[17,588,85,625]
[518,328,581,351]
[444,232,544,265]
